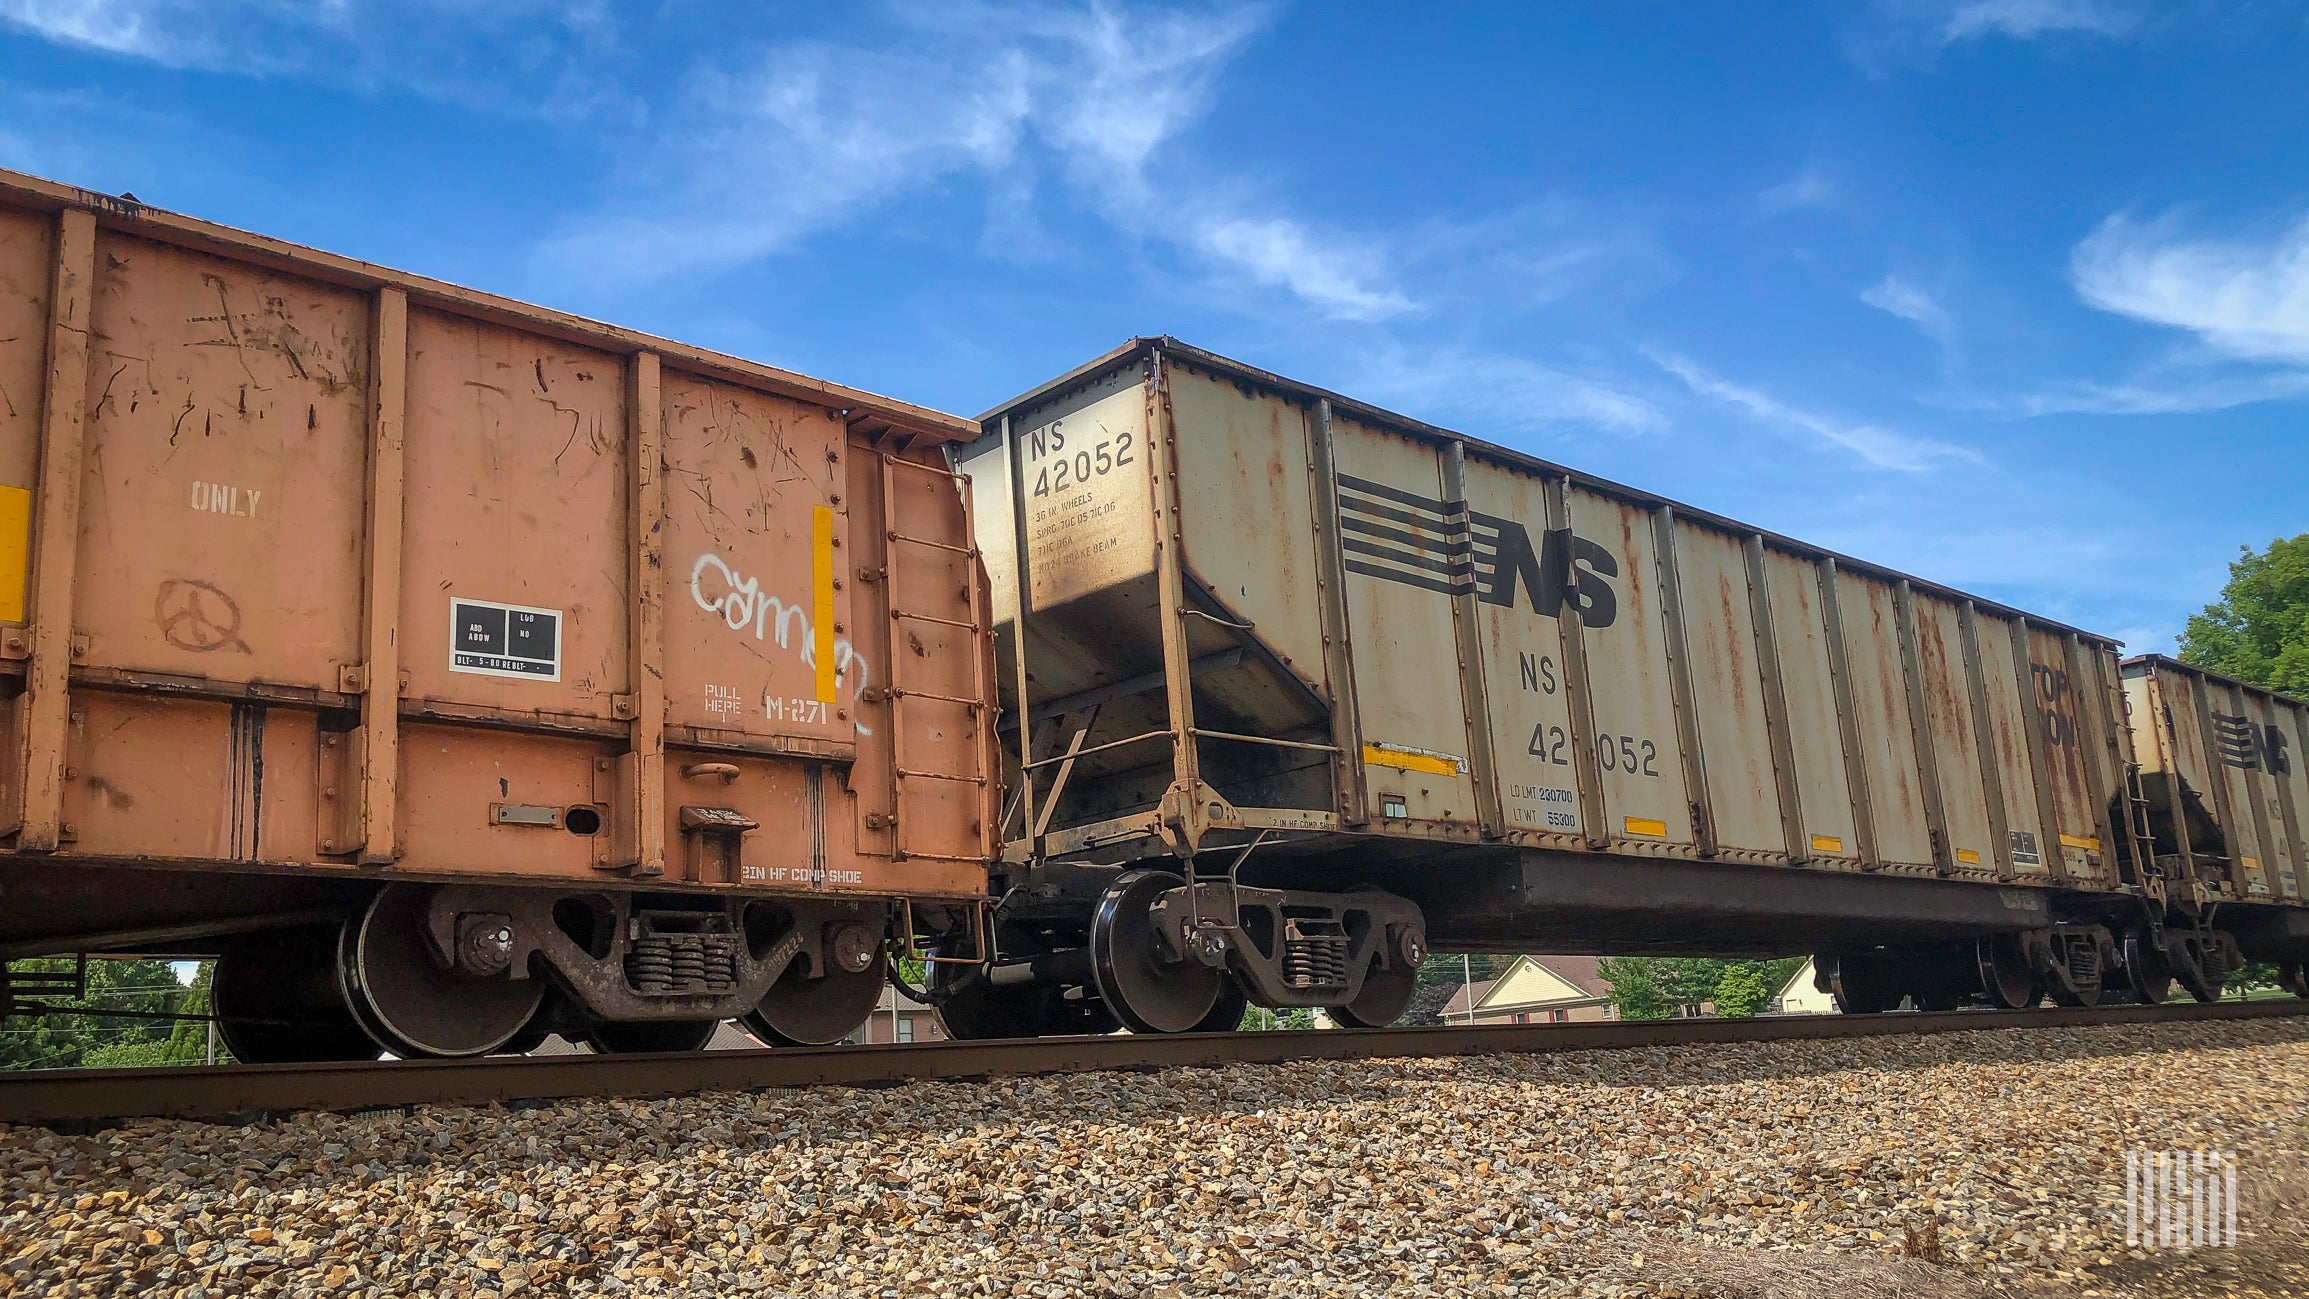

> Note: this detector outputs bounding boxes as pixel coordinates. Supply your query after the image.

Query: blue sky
[2,1,2304,650]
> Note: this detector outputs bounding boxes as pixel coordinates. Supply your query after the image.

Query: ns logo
[1335,473,1619,628]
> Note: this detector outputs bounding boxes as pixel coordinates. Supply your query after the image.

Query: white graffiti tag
[689,553,872,735]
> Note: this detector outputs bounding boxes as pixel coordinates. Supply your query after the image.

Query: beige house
[1441,956,1620,1024]
[1774,957,1837,1015]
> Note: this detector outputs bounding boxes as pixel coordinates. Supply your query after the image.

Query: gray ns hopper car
[944,338,2308,1035]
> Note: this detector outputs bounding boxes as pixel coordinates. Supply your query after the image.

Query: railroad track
[5,999,2303,1127]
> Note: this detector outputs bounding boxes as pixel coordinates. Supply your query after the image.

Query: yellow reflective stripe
[1623,816,1668,838]
[0,485,29,624]
[1809,834,1844,854]
[1956,848,1981,865]
[2058,833,2101,852]
[1361,744,1460,777]
[812,505,836,703]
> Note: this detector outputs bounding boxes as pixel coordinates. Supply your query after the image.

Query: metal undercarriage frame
[415,884,892,1024]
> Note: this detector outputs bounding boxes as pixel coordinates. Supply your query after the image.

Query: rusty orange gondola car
[0,170,997,1059]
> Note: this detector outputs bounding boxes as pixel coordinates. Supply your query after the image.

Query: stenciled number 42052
[1026,420,1135,498]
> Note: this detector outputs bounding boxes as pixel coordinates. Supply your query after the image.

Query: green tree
[2178,535,2309,694]
[1596,956,1672,1021]
[1,958,207,1070]
[1711,962,1771,1018]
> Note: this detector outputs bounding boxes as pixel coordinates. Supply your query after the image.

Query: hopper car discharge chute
[0,169,1001,1059]
[946,338,2309,1035]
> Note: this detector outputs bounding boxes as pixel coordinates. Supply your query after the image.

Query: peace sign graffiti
[154,579,250,654]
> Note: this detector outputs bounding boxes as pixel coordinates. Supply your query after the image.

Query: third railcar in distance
[942,338,2309,1034]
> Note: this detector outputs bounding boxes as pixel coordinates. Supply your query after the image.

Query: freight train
[0,172,2302,1061]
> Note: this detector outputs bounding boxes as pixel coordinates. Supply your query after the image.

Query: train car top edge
[2124,652,2309,707]
[0,164,976,445]
[976,335,2121,649]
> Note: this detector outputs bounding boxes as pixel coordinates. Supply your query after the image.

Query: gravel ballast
[5,1016,2308,1297]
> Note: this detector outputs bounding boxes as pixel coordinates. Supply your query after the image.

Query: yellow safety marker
[1810,834,1844,854]
[2059,833,2101,852]
[0,485,28,624]
[1361,743,1461,777]
[1956,848,1981,865]
[812,505,837,703]
[1623,816,1668,838]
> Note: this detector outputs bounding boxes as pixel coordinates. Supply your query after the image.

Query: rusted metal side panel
[1332,416,1477,827]
[1972,609,2051,876]
[1014,368,1155,615]
[1834,571,1933,868]
[78,232,372,688]
[1668,520,1784,861]
[2237,687,2301,898]
[1564,484,1693,854]
[1463,458,1582,847]
[0,204,49,556]
[1910,593,1997,875]
[2024,625,2109,880]
[2175,666,2277,898]
[2270,691,2309,901]
[401,307,627,720]
[862,444,995,891]
[16,208,94,852]
[1759,546,1858,864]
[660,370,856,754]
[1165,362,1326,686]
[0,183,992,908]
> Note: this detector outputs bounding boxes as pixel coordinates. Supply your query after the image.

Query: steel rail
[3,999,2303,1127]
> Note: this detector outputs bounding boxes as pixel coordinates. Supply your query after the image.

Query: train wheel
[339,884,544,1058]
[2173,933,2227,1004]
[1826,951,1895,1014]
[587,1020,722,1053]
[1976,934,2039,1010]
[212,927,380,1064]
[1332,956,1418,1028]
[1191,976,1250,1033]
[740,946,886,1046]
[2119,930,2172,1005]
[1090,869,1222,1034]
[2281,959,2309,999]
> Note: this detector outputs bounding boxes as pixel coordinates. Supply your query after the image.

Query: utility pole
[1462,953,1475,1023]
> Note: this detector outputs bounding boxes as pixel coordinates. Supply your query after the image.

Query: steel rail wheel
[740,948,887,1046]
[1976,934,2040,1010]
[1191,974,1250,1033]
[2119,930,2173,1005]
[211,927,380,1064]
[587,1020,723,1053]
[1331,956,1417,1028]
[1090,869,1223,1034]
[339,884,544,1058]
[1827,951,1896,1014]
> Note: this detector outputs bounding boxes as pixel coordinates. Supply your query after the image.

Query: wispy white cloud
[0,0,628,118]
[1860,274,1956,350]
[1971,369,2309,417]
[1758,167,1838,215]
[2071,211,2309,364]
[537,2,1410,320]
[1650,350,1982,472]
[1937,0,2137,43]
[1850,0,2143,70]
[1346,346,1664,438]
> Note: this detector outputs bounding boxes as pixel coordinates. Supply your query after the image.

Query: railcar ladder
[876,453,994,865]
